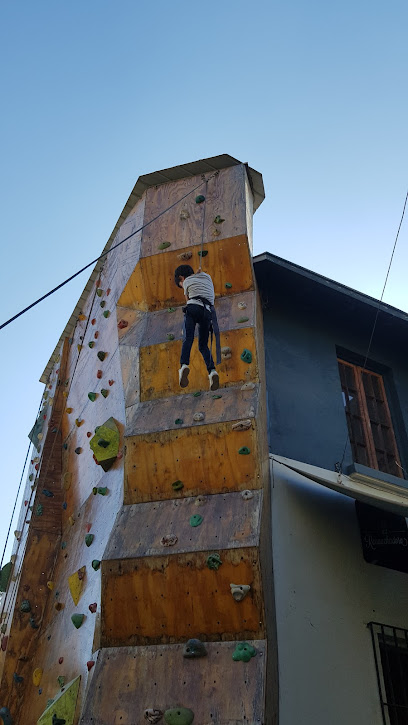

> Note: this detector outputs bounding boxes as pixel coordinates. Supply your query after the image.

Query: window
[368,622,408,724]
[338,359,402,478]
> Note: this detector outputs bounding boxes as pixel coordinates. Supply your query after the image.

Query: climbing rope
[198,176,208,270]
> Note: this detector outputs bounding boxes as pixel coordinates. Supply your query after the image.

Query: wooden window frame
[338,359,403,478]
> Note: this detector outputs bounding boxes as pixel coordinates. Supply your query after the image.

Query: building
[0,155,407,725]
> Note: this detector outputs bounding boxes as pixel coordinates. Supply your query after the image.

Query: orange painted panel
[140,327,258,401]
[124,422,260,504]
[117,235,253,311]
[101,548,264,646]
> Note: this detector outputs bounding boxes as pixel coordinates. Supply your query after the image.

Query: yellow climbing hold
[68,567,86,606]
[32,667,43,686]
[47,581,54,590]
[63,472,72,491]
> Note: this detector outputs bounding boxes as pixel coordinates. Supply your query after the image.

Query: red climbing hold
[87,660,95,671]
[87,432,92,438]
[1,636,8,651]
[91,318,96,325]
[94,331,99,339]
[108,379,114,386]
[86,523,92,532]
[118,320,128,329]
[58,657,64,664]
[106,288,111,296]
[88,603,97,613]
[97,370,102,379]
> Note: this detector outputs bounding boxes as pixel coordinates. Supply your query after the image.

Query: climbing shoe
[209,370,219,391]
[179,364,190,388]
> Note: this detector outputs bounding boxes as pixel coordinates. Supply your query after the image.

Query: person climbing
[175,264,220,391]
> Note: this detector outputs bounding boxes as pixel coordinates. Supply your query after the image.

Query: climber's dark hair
[174,265,194,288]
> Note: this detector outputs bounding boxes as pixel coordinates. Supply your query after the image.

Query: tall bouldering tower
[0,155,277,724]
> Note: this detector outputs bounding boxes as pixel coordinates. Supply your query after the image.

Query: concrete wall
[270,459,408,725]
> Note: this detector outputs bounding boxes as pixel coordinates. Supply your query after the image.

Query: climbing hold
[52,716,66,725]
[240,349,252,364]
[214,215,225,224]
[197,250,208,257]
[0,707,13,725]
[232,642,257,662]
[29,473,34,481]
[61,542,67,550]
[221,347,232,360]
[237,317,249,323]
[32,668,43,686]
[118,319,128,329]
[172,480,184,491]
[241,381,255,390]
[97,370,103,379]
[55,602,64,612]
[29,616,39,629]
[94,331,99,339]
[42,488,54,497]
[85,534,94,547]
[108,379,114,386]
[232,420,252,432]
[168,307,176,313]
[192,391,201,397]
[68,567,86,606]
[167,333,175,341]
[100,389,109,398]
[144,710,163,723]
[86,522,92,532]
[86,660,95,672]
[241,490,254,500]
[193,412,204,422]
[0,562,12,593]
[91,318,96,325]
[75,417,84,427]
[194,495,206,506]
[87,431,92,437]
[195,195,205,204]
[97,438,109,448]
[96,288,103,297]
[238,446,251,455]
[177,251,192,261]
[238,301,247,310]
[66,407,73,414]
[107,288,111,295]
[71,614,84,629]
[91,560,101,571]
[230,583,251,602]
[36,504,43,516]
[158,242,171,250]
[63,472,72,490]
[225,282,232,289]
[0,637,8,652]
[207,553,222,570]
[58,657,64,664]
[57,675,65,688]
[183,639,207,658]
[180,209,190,220]
[88,602,97,613]
[164,707,194,725]
[88,392,97,402]
[77,344,83,353]
[100,301,106,308]
[174,419,183,425]
[68,515,75,526]
[90,418,120,471]
[13,673,23,684]
[212,394,222,399]
[88,341,95,348]
[92,486,107,496]
[97,351,107,361]
[78,313,86,321]
[75,447,82,455]
[0,624,7,634]
[160,534,178,547]
[189,514,203,527]
[103,310,110,318]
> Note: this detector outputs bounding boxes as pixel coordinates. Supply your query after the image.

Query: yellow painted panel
[37,676,80,725]
[117,235,254,311]
[101,549,264,646]
[140,327,258,401]
[124,422,259,504]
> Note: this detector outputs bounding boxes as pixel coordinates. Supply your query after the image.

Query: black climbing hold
[88,341,95,348]
[100,300,106,308]
[97,351,107,361]
[13,673,23,683]
[167,333,175,341]
[75,447,82,455]
[214,215,225,224]
[174,419,183,425]
[183,638,207,658]
[238,446,251,455]
[29,617,39,629]
[52,716,66,725]
[98,438,110,448]
[195,195,205,204]
[100,389,109,398]
[240,349,252,364]
[197,250,208,257]
[207,553,222,570]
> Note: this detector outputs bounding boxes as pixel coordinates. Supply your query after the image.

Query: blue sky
[0,0,407,560]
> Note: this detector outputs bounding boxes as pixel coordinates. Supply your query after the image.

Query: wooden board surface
[79,640,266,725]
[140,165,250,257]
[101,547,264,646]
[125,384,258,436]
[117,235,254,311]
[124,422,260,504]
[140,327,258,401]
[104,490,263,560]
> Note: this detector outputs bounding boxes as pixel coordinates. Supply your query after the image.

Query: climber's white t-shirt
[183,272,215,307]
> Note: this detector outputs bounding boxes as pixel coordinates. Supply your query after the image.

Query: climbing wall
[0,158,276,725]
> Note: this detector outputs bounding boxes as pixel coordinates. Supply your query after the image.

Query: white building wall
[271,459,408,725]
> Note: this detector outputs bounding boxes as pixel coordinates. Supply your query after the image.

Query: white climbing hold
[221,346,232,360]
[238,301,247,310]
[160,534,178,547]
[195,495,207,506]
[241,382,255,391]
[193,412,205,422]
[241,490,253,500]
[230,583,251,601]
[232,419,252,431]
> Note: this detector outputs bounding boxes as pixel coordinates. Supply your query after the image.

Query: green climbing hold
[61,542,67,550]
[172,480,184,491]
[183,638,207,658]
[164,707,194,725]
[103,310,110,318]
[57,676,66,689]
[29,473,34,481]
[168,307,176,313]
[158,241,171,250]
[88,341,95,348]
[93,486,107,496]
[0,562,12,593]
[20,599,31,613]
[237,317,249,323]
[189,514,203,527]
[240,349,252,364]
[96,288,103,297]
[238,446,251,455]
[100,300,106,308]
[85,534,94,547]
[36,504,43,516]
[100,389,109,398]
[91,560,101,571]
[214,215,225,224]
[13,673,23,684]
[232,641,257,662]
[174,419,183,425]
[207,553,222,570]
[225,282,232,289]
[88,392,97,402]
[71,614,84,629]
[212,394,222,399]
[192,391,201,397]
[197,250,208,257]
[97,351,107,361]
[195,195,205,204]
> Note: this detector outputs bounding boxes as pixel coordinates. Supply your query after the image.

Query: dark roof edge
[253,251,408,324]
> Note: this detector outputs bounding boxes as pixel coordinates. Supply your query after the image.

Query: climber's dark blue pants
[180,304,215,373]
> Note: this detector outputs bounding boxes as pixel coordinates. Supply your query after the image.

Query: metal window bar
[368,622,408,725]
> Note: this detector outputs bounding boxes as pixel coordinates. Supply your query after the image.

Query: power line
[0,172,219,332]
